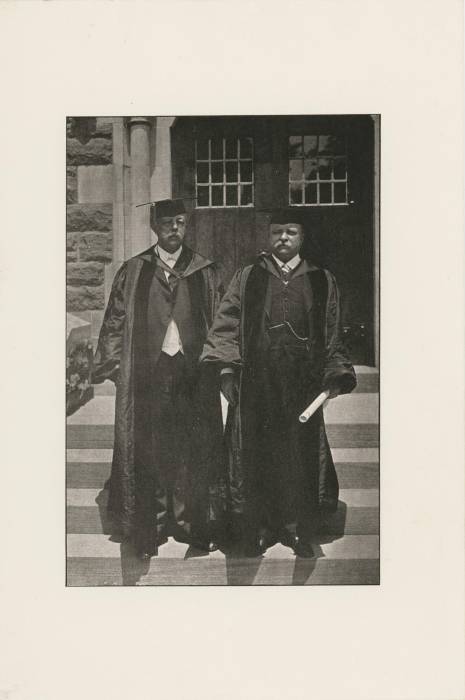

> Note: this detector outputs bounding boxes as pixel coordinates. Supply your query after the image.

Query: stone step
[93,380,116,396]
[67,462,111,488]
[66,460,379,491]
[66,448,379,489]
[93,374,379,397]
[67,502,378,536]
[66,461,379,490]
[67,555,379,586]
[67,533,379,571]
[66,446,379,463]
[67,487,379,508]
[67,422,379,450]
[67,393,379,426]
[353,374,379,394]
[66,485,379,537]
[68,533,379,559]
[67,448,114,462]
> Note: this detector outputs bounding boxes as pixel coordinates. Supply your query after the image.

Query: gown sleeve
[205,263,226,325]
[323,271,357,395]
[91,263,128,384]
[200,268,242,369]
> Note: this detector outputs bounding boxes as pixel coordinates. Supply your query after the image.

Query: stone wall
[66,117,114,332]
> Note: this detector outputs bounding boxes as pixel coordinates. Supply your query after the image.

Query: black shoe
[258,532,278,554]
[242,541,262,558]
[136,546,158,561]
[280,531,299,550]
[135,534,166,560]
[189,539,219,553]
[293,538,315,559]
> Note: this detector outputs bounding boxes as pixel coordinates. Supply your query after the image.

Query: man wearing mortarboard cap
[92,198,226,559]
[200,208,356,557]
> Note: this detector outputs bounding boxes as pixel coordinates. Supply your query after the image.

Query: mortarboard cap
[136,198,192,229]
[261,207,326,266]
[150,198,186,220]
[266,207,307,226]
[136,197,196,230]
[149,199,186,231]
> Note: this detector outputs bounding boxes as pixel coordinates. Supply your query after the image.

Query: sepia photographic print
[66,114,380,586]
[2,2,464,699]
[0,0,465,700]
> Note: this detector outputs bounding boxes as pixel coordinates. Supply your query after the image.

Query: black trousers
[135,352,194,550]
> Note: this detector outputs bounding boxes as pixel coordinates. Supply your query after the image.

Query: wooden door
[171,115,375,364]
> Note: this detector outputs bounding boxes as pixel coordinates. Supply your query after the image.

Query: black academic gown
[92,245,226,547]
[200,253,356,544]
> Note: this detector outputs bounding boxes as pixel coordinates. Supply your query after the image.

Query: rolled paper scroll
[298,390,330,423]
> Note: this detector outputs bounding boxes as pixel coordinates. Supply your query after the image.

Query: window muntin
[195,137,254,208]
[288,135,348,206]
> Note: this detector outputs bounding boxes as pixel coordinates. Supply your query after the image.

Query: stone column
[128,117,153,256]
[103,117,129,304]
[112,117,126,265]
[372,114,380,369]
[150,116,175,201]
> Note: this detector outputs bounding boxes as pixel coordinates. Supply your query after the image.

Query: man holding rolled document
[201,209,356,557]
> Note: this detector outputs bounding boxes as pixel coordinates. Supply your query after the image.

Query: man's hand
[221,372,239,406]
[327,387,340,399]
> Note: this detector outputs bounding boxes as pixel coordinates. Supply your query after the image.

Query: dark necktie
[162,255,178,291]
[281,263,292,284]
[167,268,177,292]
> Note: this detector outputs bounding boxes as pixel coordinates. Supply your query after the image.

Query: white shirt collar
[156,244,183,266]
[271,253,301,270]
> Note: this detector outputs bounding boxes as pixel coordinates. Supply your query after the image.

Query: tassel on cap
[136,197,197,229]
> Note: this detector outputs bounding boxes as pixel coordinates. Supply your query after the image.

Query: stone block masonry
[67,232,112,263]
[67,166,78,204]
[66,117,114,312]
[67,262,104,287]
[66,206,113,310]
[67,138,112,166]
[67,204,112,232]
[66,117,113,166]
[67,286,105,312]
